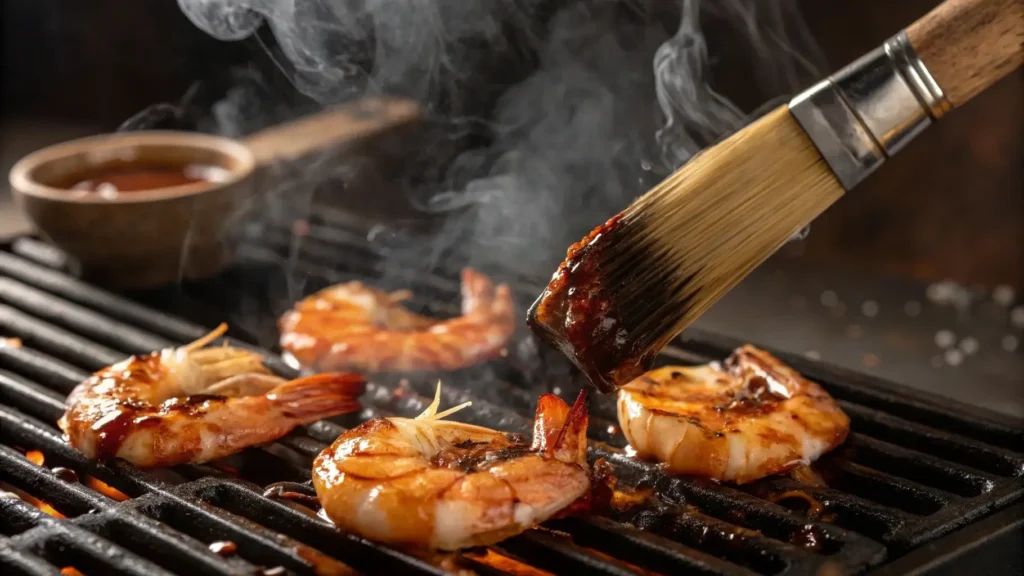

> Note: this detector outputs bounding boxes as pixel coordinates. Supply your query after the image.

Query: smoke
[176,0,824,290]
[654,0,823,166]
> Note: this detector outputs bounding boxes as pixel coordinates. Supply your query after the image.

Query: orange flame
[60,567,85,576]
[8,452,66,518]
[0,481,65,519]
[84,476,129,502]
[463,550,554,576]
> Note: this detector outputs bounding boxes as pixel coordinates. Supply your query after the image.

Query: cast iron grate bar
[0,235,1022,575]
[0,403,446,575]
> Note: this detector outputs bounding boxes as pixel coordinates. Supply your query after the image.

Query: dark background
[2,0,1020,288]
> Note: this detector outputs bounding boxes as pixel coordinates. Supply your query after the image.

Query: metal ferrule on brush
[789,31,952,191]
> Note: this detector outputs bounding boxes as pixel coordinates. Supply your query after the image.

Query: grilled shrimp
[279,268,516,373]
[59,324,366,468]
[313,385,591,550]
[617,345,849,484]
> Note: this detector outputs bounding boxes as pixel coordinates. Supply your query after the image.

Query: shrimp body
[617,346,849,484]
[279,268,516,373]
[313,387,590,550]
[60,324,365,468]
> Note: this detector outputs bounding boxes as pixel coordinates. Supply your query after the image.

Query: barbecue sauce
[527,214,655,393]
[208,541,237,557]
[59,162,230,197]
[70,353,229,461]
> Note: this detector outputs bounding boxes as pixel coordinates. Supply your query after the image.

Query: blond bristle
[621,106,844,350]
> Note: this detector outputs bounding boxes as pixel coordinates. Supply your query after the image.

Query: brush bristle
[527,106,843,392]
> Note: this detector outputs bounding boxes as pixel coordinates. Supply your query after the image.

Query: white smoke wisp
[177,0,508,106]
[175,0,825,284]
[654,0,825,166]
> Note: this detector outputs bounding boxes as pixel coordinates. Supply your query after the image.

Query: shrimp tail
[532,389,588,465]
[553,389,589,465]
[531,393,570,453]
[270,372,366,422]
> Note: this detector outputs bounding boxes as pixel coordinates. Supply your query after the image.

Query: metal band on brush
[788,31,952,191]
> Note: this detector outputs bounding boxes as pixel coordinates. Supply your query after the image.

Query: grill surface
[0,215,1021,575]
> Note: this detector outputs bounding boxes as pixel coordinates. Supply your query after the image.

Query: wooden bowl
[8,98,420,290]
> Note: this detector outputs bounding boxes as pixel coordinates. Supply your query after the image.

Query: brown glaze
[51,467,79,483]
[312,392,593,550]
[528,214,656,393]
[59,343,365,468]
[208,541,237,556]
[92,410,138,461]
[430,441,534,472]
[617,346,850,484]
[81,355,229,461]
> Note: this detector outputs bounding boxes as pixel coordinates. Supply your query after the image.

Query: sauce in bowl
[62,163,232,199]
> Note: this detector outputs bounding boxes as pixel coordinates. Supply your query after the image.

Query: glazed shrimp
[617,345,849,484]
[313,385,591,550]
[279,268,516,373]
[59,324,365,468]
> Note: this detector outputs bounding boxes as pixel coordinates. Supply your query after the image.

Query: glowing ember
[0,481,65,518]
[25,450,45,466]
[85,476,130,502]
[462,550,554,576]
[61,568,85,576]
[0,337,21,348]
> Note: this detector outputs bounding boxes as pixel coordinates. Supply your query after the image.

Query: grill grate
[0,222,1021,575]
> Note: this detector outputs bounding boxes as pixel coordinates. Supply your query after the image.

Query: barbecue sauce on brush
[527,214,655,393]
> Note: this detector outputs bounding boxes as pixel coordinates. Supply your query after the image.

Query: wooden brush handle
[243,97,420,166]
[906,0,1024,107]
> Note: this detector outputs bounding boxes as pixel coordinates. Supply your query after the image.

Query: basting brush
[527,0,1023,393]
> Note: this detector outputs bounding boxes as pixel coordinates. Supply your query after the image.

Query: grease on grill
[51,467,79,483]
[293,546,359,576]
[257,567,286,576]
[611,485,655,511]
[263,481,322,510]
[790,464,828,488]
[770,490,828,519]
[208,541,238,556]
[791,524,825,551]
[527,214,657,393]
